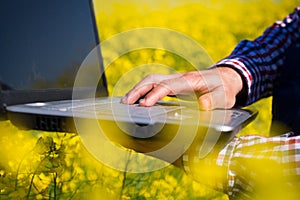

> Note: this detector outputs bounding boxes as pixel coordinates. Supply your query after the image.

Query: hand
[121,67,243,110]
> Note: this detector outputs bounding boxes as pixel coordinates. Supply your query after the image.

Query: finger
[198,90,235,110]
[121,83,155,104]
[140,76,195,106]
[121,75,159,104]
[132,74,181,91]
[198,93,213,110]
[139,83,173,106]
[122,74,181,104]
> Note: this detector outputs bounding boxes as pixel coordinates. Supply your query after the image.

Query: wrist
[217,66,243,94]
[215,66,249,107]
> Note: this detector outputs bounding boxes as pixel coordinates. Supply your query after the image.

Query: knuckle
[145,74,158,81]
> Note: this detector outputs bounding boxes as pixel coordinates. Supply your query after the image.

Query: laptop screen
[0,0,106,91]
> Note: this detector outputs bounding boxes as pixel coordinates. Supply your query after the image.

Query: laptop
[0,0,257,159]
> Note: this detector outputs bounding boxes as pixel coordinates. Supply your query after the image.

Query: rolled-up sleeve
[215,6,300,106]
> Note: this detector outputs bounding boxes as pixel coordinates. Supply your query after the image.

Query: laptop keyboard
[76,103,183,118]
[43,100,183,118]
[32,98,250,126]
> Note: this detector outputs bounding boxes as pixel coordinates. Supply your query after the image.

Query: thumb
[198,90,236,110]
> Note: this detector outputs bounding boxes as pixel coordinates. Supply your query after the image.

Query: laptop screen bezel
[0,0,108,116]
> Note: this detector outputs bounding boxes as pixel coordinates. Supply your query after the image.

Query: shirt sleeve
[215,6,300,106]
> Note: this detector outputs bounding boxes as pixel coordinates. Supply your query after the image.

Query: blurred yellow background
[1,0,299,199]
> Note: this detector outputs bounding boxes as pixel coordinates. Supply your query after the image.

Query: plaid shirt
[184,132,300,199]
[216,6,300,106]
[183,7,300,199]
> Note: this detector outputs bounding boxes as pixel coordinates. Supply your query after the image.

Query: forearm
[215,6,300,106]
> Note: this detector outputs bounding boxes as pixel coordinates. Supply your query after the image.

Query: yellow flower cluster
[1,0,299,199]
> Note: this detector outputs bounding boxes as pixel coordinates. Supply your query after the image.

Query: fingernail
[121,96,127,103]
[139,99,146,105]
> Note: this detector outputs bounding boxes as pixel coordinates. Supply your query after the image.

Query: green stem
[119,150,132,200]
[26,156,47,200]
[52,172,57,200]
[15,149,35,190]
